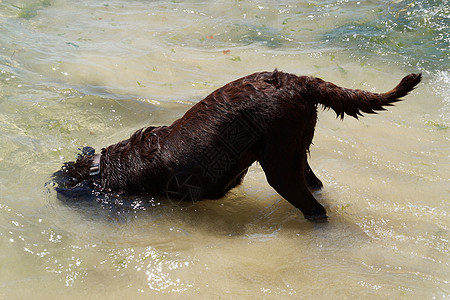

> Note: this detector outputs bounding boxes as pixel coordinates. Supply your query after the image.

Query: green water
[0,0,448,298]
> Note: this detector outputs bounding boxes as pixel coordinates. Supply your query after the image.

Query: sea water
[0,0,448,298]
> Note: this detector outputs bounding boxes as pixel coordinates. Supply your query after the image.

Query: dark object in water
[53,70,421,221]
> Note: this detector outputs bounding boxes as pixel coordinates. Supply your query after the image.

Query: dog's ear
[264,69,282,88]
[77,146,95,160]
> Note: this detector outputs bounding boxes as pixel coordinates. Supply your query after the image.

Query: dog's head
[52,146,98,199]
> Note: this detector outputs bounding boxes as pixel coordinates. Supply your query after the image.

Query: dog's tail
[306,73,421,119]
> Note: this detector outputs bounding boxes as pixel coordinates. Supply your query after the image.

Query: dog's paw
[307,183,323,191]
[305,214,328,223]
[304,207,328,222]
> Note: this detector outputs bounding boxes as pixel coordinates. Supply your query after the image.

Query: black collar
[89,154,101,181]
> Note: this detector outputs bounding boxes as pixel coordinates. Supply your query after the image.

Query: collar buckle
[89,154,101,179]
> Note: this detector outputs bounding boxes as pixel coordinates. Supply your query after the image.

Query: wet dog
[54,70,421,220]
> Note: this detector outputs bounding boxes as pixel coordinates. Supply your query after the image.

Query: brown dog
[54,70,421,220]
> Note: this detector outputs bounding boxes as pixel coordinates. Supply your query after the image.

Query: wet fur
[54,70,421,220]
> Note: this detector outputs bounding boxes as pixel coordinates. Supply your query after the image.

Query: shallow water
[0,0,449,298]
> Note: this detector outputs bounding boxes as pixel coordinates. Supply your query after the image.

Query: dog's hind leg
[258,148,327,221]
[305,161,323,191]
